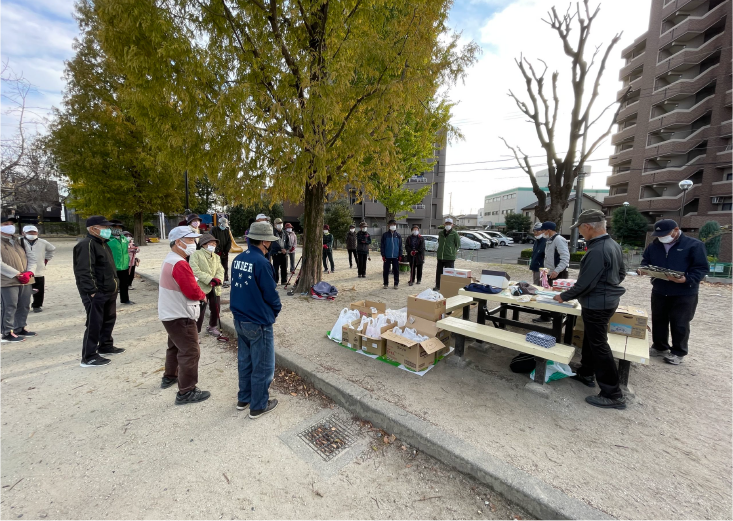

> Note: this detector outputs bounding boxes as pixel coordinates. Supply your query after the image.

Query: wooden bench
[437,316,576,385]
[445,295,475,319]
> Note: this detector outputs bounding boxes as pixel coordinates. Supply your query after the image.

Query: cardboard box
[480,270,510,289]
[359,322,395,357]
[571,328,584,349]
[608,306,648,339]
[443,267,472,278]
[349,300,387,318]
[341,319,363,350]
[407,294,447,321]
[440,274,471,298]
[382,316,445,371]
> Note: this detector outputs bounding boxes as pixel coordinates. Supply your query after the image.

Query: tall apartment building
[603,0,732,235]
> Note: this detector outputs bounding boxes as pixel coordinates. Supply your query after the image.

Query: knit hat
[198,233,218,247]
[540,221,556,231]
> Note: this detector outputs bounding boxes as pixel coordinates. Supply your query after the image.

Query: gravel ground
[0,240,529,520]
[135,241,731,519]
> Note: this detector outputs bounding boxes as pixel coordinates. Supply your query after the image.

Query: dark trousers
[80,291,117,360]
[116,270,130,303]
[128,266,136,286]
[435,259,454,289]
[356,252,368,277]
[196,288,221,333]
[272,254,288,284]
[577,307,622,399]
[651,292,698,357]
[162,317,200,393]
[409,258,423,284]
[323,249,334,271]
[348,249,357,267]
[220,252,229,281]
[32,276,45,309]
[383,257,400,286]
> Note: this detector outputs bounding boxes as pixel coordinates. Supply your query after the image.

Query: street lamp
[678,179,693,223]
[622,201,629,247]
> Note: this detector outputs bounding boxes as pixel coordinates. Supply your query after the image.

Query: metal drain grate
[297,414,360,462]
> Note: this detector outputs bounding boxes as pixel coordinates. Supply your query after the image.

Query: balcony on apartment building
[617,91,642,121]
[619,45,647,80]
[657,21,726,76]
[637,181,701,211]
[617,66,644,99]
[609,139,636,166]
[653,49,721,93]
[611,115,639,145]
[407,204,427,218]
[646,113,712,157]
[659,0,729,48]
[648,80,716,132]
[604,184,631,206]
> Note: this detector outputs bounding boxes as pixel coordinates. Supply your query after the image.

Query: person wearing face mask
[540,221,570,282]
[20,225,55,313]
[72,216,124,366]
[186,213,203,237]
[529,222,551,323]
[355,221,371,278]
[346,225,358,269]
[122,231,139,290]
[245,214,269,246]
[638,219,709,366]
[322,224,335,274]
[380,219,402,289]
[107,220,134,305]
[158,226,210,404]
[434,217,460,291]
[271,218,292,284]
[230,221,282,419]
[210,214,233,288]
[1,215,37,343]
[190,234,226,337]
[285,223,297,273]
[405,224,425,286]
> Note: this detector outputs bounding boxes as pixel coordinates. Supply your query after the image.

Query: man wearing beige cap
[553,209,627,410]
[21,225,55,312]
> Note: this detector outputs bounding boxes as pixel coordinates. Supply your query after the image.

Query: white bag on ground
[390,327,429,343]
[385,307,408,327]
[530,360,576,383]
[416,288,444,301]
[329,308,360,342]
[366,314,391,339]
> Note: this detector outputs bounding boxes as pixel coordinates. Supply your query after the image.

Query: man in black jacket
[554,209,627,410]
[211,213,232,288]
[529,222,551,323]
[639,219,709,365]
[72,216,125,367]
[355,222,371,278]
[271,217,291,285]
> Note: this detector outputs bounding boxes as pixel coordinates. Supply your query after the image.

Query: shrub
[570,251,586,262]
[520,248,533,259]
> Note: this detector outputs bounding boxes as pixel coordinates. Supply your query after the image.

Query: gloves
[323,244,328,249]
[399,255,403,262]
[210,278,222,287]
[410,251,416,256]
[382,256,386,263]
[16,271,32,284]
[44,259,49,266]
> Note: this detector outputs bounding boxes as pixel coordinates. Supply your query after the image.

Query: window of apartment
[432,204,437,219]
[525,211,530,216]
[433,183,438,197]
[726,173,732,181]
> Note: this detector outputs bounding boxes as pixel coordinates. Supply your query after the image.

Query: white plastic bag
[356,315,370,332]
[366,314,390,339]
[329,308,360,342]
[385,307,408,327]
[416,288,444,301]
[530,360,575,383]
[391,327,429,343]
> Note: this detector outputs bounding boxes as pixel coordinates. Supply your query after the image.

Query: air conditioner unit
[711,197,722,204]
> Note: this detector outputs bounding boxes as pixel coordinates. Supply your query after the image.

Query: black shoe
[393,285,398,290]
[80,355,111,367]
[571,373,596,387]
[98,345,125,355]
[249,399,278,419]
[432,287,440,291]
[236,401,250,411]
[585,393,626,410]
[15,328,36,336]
[161,376,178,389]
[1,333,25,343]
[532,316,552,323]
[122,301,135,305]
[175,387,211,405]
[408,281,413,286]
[32,307,43,313]
[416,280,421,284]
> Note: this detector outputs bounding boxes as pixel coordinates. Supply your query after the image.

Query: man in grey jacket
[1,215,37,342]
[541,221,569,281]
[553,209,627,410]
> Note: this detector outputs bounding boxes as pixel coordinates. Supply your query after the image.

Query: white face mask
[285,228,292,233]
[179,241,197,257]
[190,221,200,229]
[412,230,419,236]
[389,225,396,231]
[25,234,38,241]
[275,224,283,230]
[444,225,452,231]
[2,225,16,235]
[658,233,676,244]
[349,228,355,232]
[361,227,367,232]
[323,230,329,235]
[206,244,216,252]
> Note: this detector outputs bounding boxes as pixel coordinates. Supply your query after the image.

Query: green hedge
[520,248,533,259]
[570,251,587,262]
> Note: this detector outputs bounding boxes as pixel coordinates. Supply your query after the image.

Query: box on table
[341,319,363,350]
[359,321,395,357]
[552,278,577,289]
[440,274,471,298]
[349,300,387,318]
[443,267,472,278]
[382,316,445,372]
[407,294,447,321]
[608,306,648,339]
[480,270,510,289]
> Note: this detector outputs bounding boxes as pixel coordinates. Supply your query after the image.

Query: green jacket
[189,249,225,296]
[436,229,461,261]
[108,235,130,271]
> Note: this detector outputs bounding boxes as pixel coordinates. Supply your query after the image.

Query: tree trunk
[134,212,146,247]
[295,180,326,293]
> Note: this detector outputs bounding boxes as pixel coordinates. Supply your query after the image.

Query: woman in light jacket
[21,225,56,312]
[189,234,225,337]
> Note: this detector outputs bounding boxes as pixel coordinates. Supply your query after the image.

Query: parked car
[508,231,535,244]
[483,230,514,246]
[423,234,439,252]
[459,236,482,250]
[458,231,492,249]
[470,230,499,248]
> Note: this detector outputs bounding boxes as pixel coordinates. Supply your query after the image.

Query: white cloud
[444,0,652,215]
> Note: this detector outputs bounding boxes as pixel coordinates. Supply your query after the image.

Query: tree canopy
[699,221,722,259]
[505,213,532,233]
[324,200,355,248]
[610,205,648,247]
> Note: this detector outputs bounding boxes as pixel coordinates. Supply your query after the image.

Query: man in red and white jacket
[158,226,210,405]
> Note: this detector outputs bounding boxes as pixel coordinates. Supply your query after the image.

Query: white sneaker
[207,326,221,337]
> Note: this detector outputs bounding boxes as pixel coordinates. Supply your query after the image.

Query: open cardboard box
[609,306,648,339]
[350,300,387,318]
[359,321,395,357]
[382,315,446,372]
[341,318,363,350]
[407,294,447,321]
[440,274,471,298]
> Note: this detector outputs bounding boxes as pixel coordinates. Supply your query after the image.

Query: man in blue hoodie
[230,221,282,419]
[639,219,709,366]
[380,219,402,290]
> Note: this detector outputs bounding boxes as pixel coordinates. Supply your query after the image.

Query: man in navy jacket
[380,219,402,289]
[639,219,709,365]
[529,222,551,323]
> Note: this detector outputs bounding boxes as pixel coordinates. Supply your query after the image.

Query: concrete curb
[138,271,611,520]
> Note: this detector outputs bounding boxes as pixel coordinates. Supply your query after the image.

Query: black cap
[186,213,202,224]
[652,219,678,237]
[388,219,397,225]
[86,215,114,227]
[0,214,18,223]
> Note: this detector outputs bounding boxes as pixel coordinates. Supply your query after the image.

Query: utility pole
[569,170,587,254]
